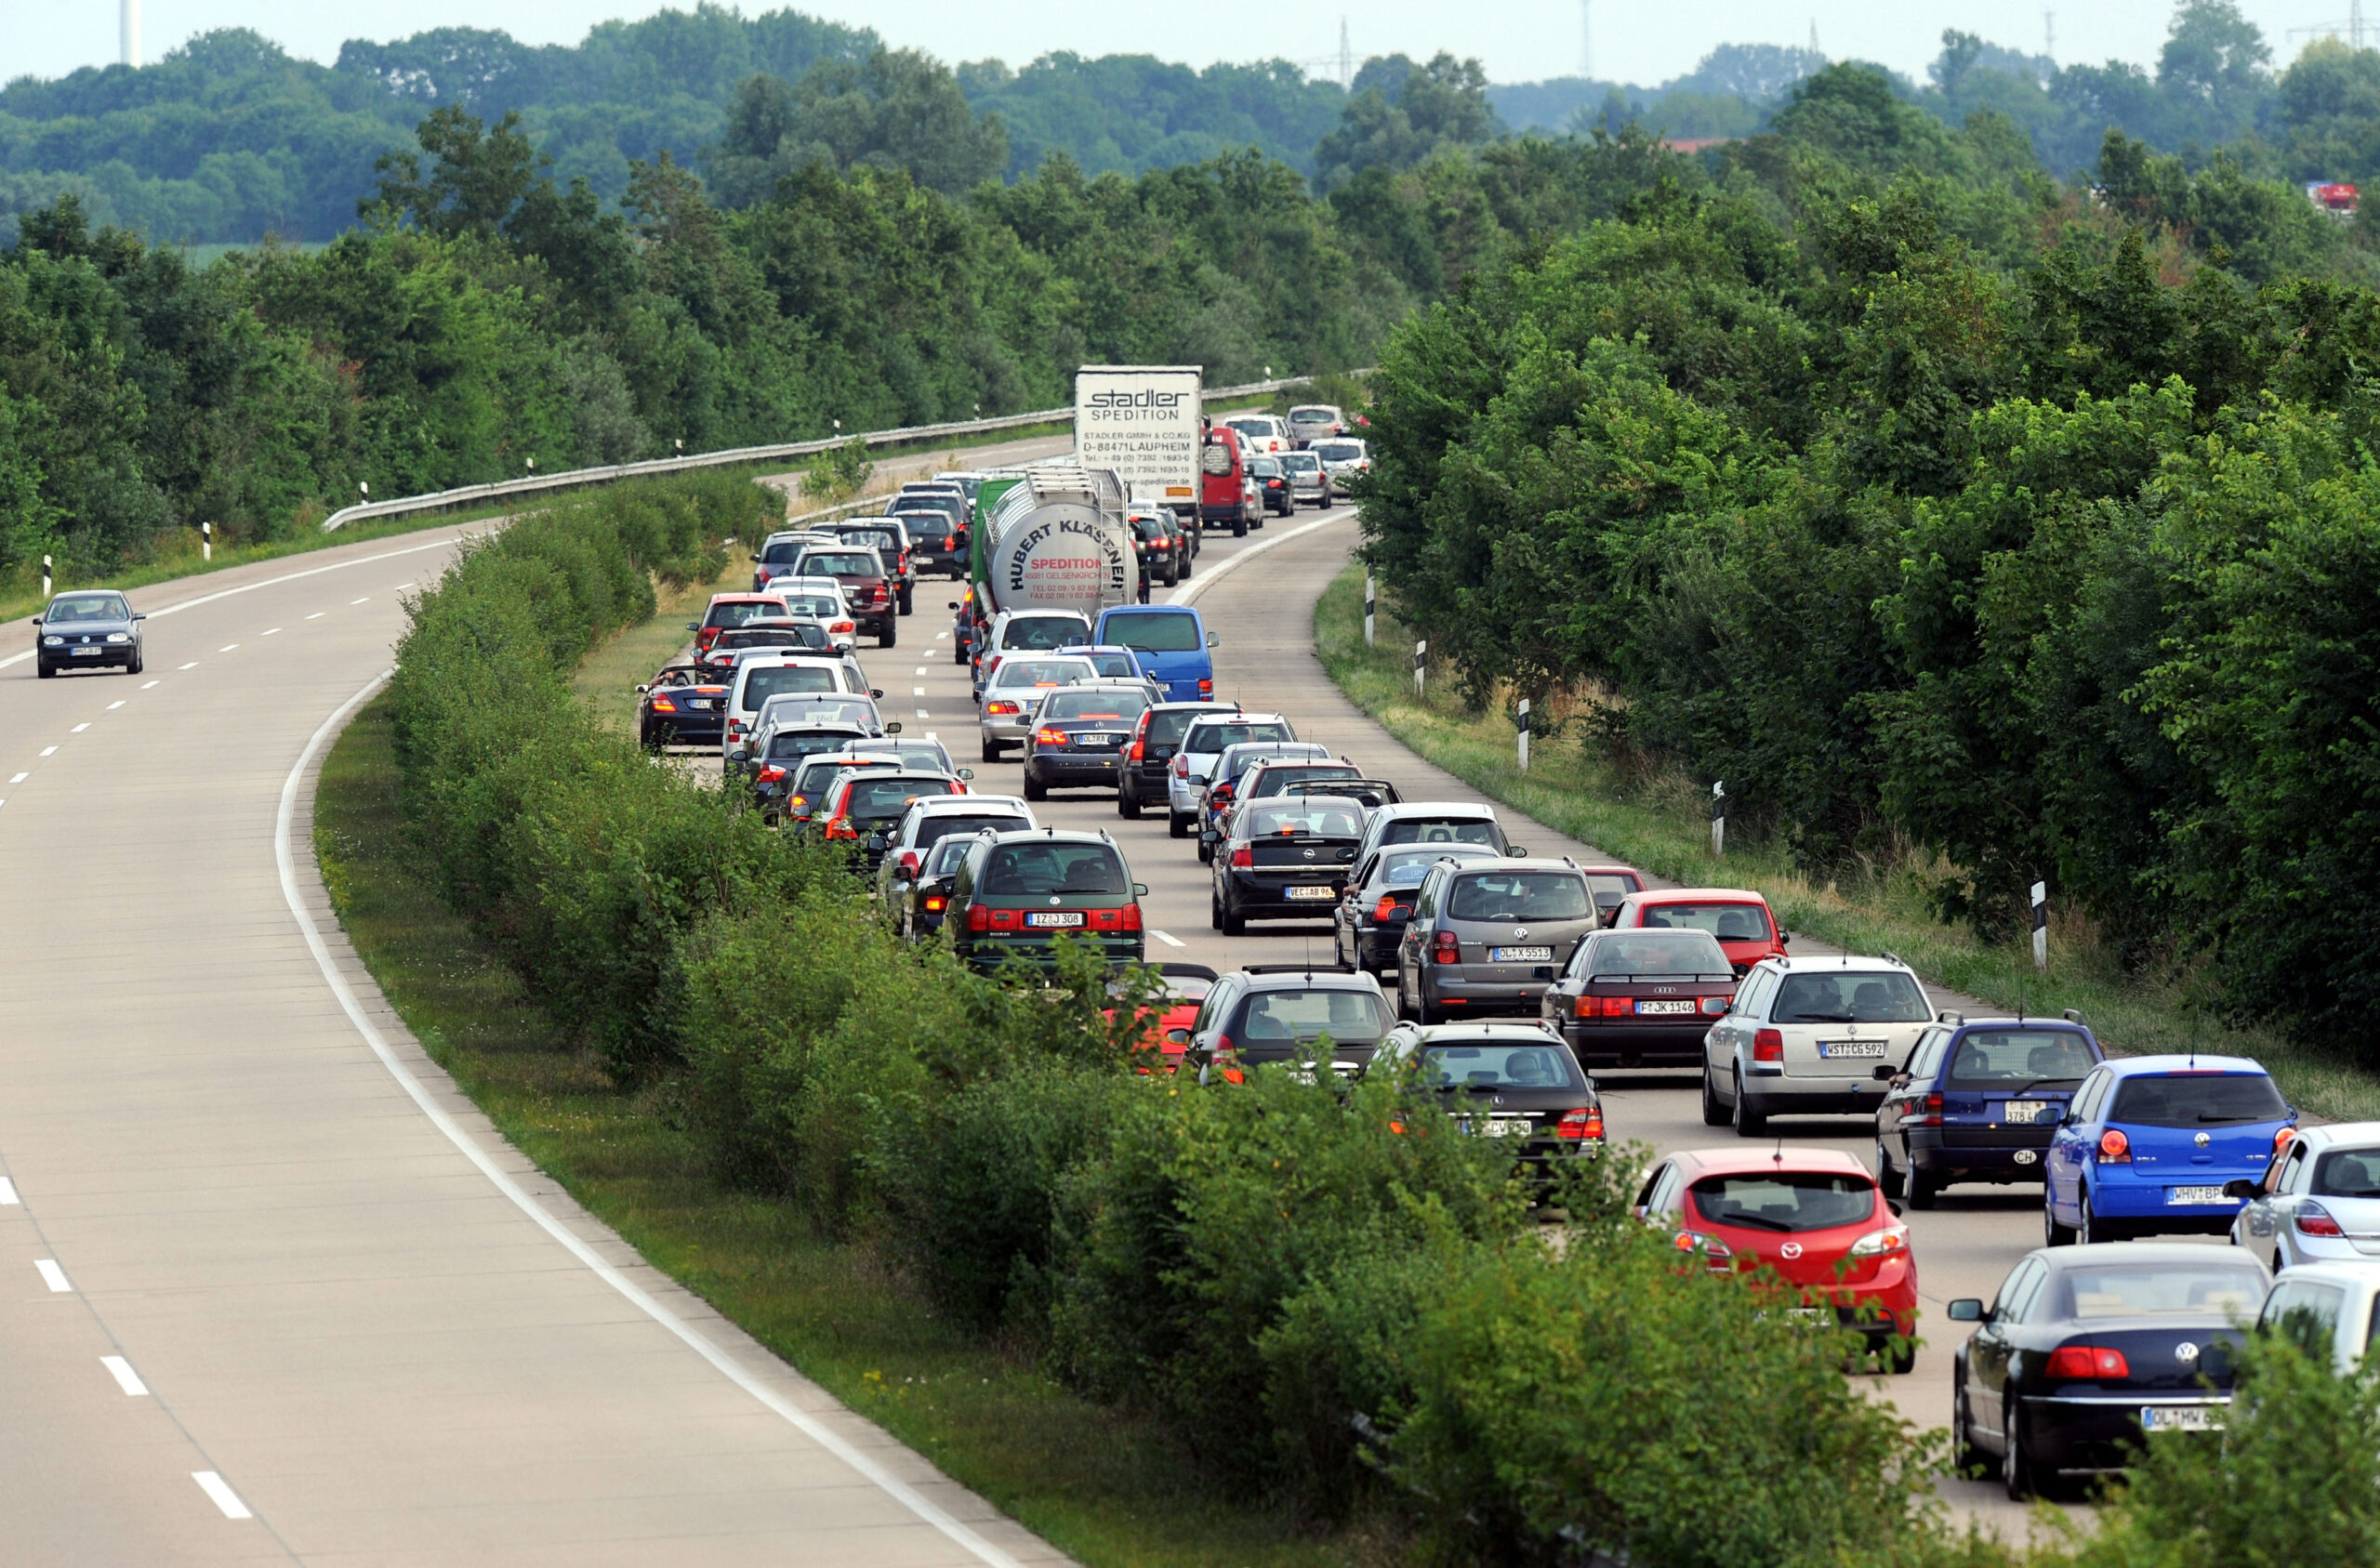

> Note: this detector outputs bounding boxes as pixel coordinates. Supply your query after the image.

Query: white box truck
[1074,365,1202,520]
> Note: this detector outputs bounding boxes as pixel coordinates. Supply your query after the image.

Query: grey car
[34,590,145,677]
[1395,859,1603,1023]
[1279,451,1331,508]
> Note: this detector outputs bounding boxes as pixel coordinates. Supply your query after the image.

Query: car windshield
[1416,1042,1585,1090]
[1187,722,1289,752]
[845,778,952,817]
[1104,612,1202,653]
[1690,1172,1876,1233]
[919,814,1030,850]
[2056,1266,2267,1319]
[1144,709,1205,748]
[742,665,840,706]
[1044,690,1150,721]
[47,593,129,622]
[707,600,782,628]
[1640,902,1773,942]
[994,659,1093,689]
[2109,1074,2289,1127]
[798,552,879,576]
[1382,818,1499,848]
[1945,1030,2097,1087]
[1585,931,1731,977]
[1001,616,1093,651]
[1772,972,1930,1025]
[1448,872,1592,922]
[1247,804,1365,838]
[979,843,1130,897]
[1236,989,1387,1045]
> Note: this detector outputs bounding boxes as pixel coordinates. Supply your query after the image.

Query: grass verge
[1314,565,2380,1125]
[311,694,1356,1568]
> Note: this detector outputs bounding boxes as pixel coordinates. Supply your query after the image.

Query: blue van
[1094,604,1219,704]
[1874,1015,2106,1208]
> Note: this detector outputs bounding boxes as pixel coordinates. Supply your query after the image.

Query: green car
[947,829,1148,971]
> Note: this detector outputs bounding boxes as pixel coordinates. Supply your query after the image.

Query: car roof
[999,608,1091,622]
[1669,1148,1875,1180]
[1939,1016,2093,1034]
[2030,1241,2272,1271]
[1376,802,1498,820]
[979,827,1117,847]
[1758,954,1919,973]
[1186,710,1286,726]
[1628,888,1771,904]
[2098,1054,2271,1078]
[913,794,1025,812]
[1231,968,1384,993]
[708,592,783,604]
[1392,1021,1566,1043]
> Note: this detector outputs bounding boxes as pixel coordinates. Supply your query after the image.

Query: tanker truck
[966,458,1139,623]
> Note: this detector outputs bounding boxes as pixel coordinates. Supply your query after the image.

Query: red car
[1633,1146,1919,1371]
[691,592,790,655]
[1199,425,1251,537]
[1109,963,1221,1072]
[1605,888,1788,976]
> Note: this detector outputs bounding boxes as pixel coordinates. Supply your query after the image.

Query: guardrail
[320,374,1343,532]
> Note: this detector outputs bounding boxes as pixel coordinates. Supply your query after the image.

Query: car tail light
[924,896,945,914]
[2297,1203,2346,1237]
[1173,757,1190,778]
[967,904,990,932]
[1197,679,1212,696]
[1035,728,1069,746]
[1230,846,1253,869]
[989,908,1020,930]
[1848,1224,1910,1258]
[756,765,787,783]
[1700,995,1730,1014]
[2044,1345,2130,1381]
[2276,1126,2300,1153]
[1673,1230,1732,1260]
[1909,1092,1944,1128]
[1434,930,1461,966]
[1374,895,1401,922]
[1130,721,1148,762]
[897,850,919,878]
[1122,903,1143,931]
[651,696,679,713]
[1211,783,1235,802]
[831,620,854,635]
[1555,1107,1604,1140]
[2097,1128,2131,1164]
[824,817,856,840]
[987,701,1021,716]
[1752,1028,1783,1062]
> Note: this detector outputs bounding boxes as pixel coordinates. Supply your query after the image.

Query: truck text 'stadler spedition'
[1074,365,1202,520]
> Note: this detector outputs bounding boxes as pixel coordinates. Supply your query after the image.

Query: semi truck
[964,458,1140,625]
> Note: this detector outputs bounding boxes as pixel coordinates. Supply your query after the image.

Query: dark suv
[1876,1015,2106,1209]
[1119,701,1219,821]
[34,590,146,677]
[792,547,897,646]
[1396,859,1605,1023]
[947,829,1148,971]
[828,520,917,615]
[890,492,968,577]
[1176,966,1396,1078]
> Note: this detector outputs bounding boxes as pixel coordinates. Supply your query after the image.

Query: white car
[1166,711,1298,837]
[1700,955,1936,1135]
[724,654,876,759]
[876,794,1039,898]
[2229,1123,2380,1272]
[1352,801,1512,865]
[972,608,1094,699]
[762,576,858,651]
[1223,414,1292,456]
[977,653,1098,760]
[1311,437,1370,493]
[2254,1260,2380,1375]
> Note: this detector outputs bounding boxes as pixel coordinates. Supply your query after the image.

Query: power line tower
[1809,18,1822,59]
[1339,15,1353,89]
[2044,11,2056,65]
[121,0,141,68]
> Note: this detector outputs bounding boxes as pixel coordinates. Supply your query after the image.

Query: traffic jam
[615,374,2345,1507]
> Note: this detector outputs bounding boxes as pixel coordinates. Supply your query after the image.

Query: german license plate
[1025,911,1084,928]
[1999,1100,2049,1125]
[1283,885,1337,901]
[70,646,102,655]
[1819,1040,1887,1059]
[690,699,714,709]
[1479,1116,1532,1138]
[1490,946,1554,963]
[1635,999,1695,1015]
[2141,1404,2223,1432]
[1078,733,1119,746]
[2167,1185,2232,1206]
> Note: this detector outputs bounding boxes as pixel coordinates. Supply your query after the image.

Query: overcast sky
[4,2,2359,90]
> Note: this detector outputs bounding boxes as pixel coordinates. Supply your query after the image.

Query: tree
[1313,54,1500,192]
[703,49,1006,205]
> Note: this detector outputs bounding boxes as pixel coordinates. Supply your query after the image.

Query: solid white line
[140,680,159,690]
[274,674,1028,1568]
[0,1177,17,1204]
[100,1356,147,1396]
[1169,511,1354,609]
[192,1471,252,1521]
[70,723,88,732]
[34,1258,69,1292]
[1151,929,1186,949]
[37,747,55,757]
[106,701,123,709]
[218,644,238,652]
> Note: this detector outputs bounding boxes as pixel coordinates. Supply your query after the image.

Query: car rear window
[800,552,879,576]
[2109,1074,2289,1127]
[1689,1172,1877,1233]
[839,531,897,554]
[1104,612,1202,653]
[1448,872,1592,922]
[1185,722,1291,751]
[779,594,842,618]
[979,843,1129,897]
[995,660,1092,688]
[2056,1266,2266,1319]
[1072,652,1143,679]
[1382,818,1499,848]
[1640,902,1774,942]
[760,697,877,727]
[845,778,955,816]
[1313,441,1363,461]
[775,735,873,767]
[1584,873,1638,907]
[1282,453,1321,472]
[1945,1029,2097,1087]
[1001,616,1092,651]
[1044,690,1151,720]
[1585,931,1731,976]
[707,600,783,628]
[1771,972,1929,1025]
[742,665,840,706]
[1382,849,1488,886]
[1235,989,1389,1045]
[1247,803,1365,838]
[1144,710,1205,748]
[919,814,1029,849]
[2312,1148,2380,1198]
[1417,1042,1585,1089]
[759,540,808,563]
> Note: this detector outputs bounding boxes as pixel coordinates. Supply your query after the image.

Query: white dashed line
[99,1356,147,1396]
[106,701,123,709]
[0,1177,17,1204]
[350,598,368,605]
[914,666,928,675]
[140,680,159,689]
[305,613,324,620]
[392,581,415,590]
[218,644,238,652]
[262,627,281,636]
[912,687,926,696]
[1151,929,1187,949]
[178,663,197,670]
[7,773,24,784]
[37,747,55,758]
[70,723,87,733]
[192,1472,252,1521]
[917,709,931,718]
[33,1259,69,1293]
[936,630,949,639]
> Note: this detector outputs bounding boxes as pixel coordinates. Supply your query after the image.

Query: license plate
[1283,885,1337,901]
[1490,946,1554,963]
[1819,1040,1887,1059]
[1077,733,1119,746]
[1634,999,1696,1015]
[2141,1404,2223,1432]
[1999,1100,2050,1125]
[690,699,714,709]
[1025,912,1084,929]
[1461,1116,1534,1138]
[70,646,102,655]
[2167,1185,2233,1206]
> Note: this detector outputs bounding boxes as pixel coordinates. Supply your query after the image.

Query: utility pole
[121,0,141,68]
[1809,19,1822,59]
[2044,11,2056,66]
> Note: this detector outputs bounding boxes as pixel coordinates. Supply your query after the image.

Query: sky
[3,1,2363,89]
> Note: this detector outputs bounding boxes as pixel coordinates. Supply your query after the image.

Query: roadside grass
[572,554,747,727]
[1314,566,2380,1125]
[312,695,1360,1568]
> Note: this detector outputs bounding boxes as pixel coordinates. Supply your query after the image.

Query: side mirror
[1504,846,1529,859]
[1946,1299,1986,1323]
[1207,632,1221,648]
[947,601,960,611]
[748,553,760,562]
[132,613,147,622]
[866,834,888,851]
[958,768,975,781]
[728,746,752,764]
[1133,882,1149,897]
[885,722,904,734]
[634,684,650,695]
[870,688,884,698]
[2224,1178,2263,1201]
[685,622,699,632]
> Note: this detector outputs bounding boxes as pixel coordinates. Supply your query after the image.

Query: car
[723,655,878,760]
[1947,1245,2266,1498]
[1575,863,1648,923]
[1210,792,1368,934]
[1604,889,1789,976]
[1335,843,1501,975]
[1395,859,1606,1023]
[888,492,968,578]
[1246,456,1295,516]
[877,794,1037,903]
[1635,1147,1920,1373]
[762,579,859,652]
[789,546,898,645]
[2254,1260,2380,1377]
[761,749,905,827]
[749,691,885,743]
[749,532,840,592]
[694,617,838,679]
[1176,965,1396,1078]
[826,520,918,615]
[1134,507,1195,580]
[1278,450,1331,507]
[1127,510,1181,590]
[1021,682,1155,799]
[816,771,970,869]
[1875,1015,2107,1208]
[1351,803,1517,866]
[1205,759,1376,857]
[33,590,146,677]
[861,736,959,778]
[1197,742,1337,861]
[945,829,1148,972]
[1287,404,1346,445]
[1110,962,1222,1069]
[731,705,889,789]
[978,653,1099,761]
[1053,644,1148,683]
[1117,701,1222,821]
[1541,926,1738,1070]
[1222,414,1292,457]
[635,665,729,748]
[1378,1021,1606,1179]
[1310,437,1370,493]
[2227,1122,2380,1273]
[1699,954,1936,1137]
[972,608,1096,697]
[2045,1056,2298,1245]
[1168,711,1296,837]
[690,592,790,655]
[1199,424,1252,536]
[1094,604,1218,706]
[893,835,976,941]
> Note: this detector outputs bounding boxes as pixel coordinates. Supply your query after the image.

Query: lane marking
[105,701,123,710]
[0,1177,17,1204]
[1151,929,1186,949]
[70,723,88,732]
[350,598,368,606]
[34,1258,69,1292]
[140,680,159,690]
[1169,511,1355,609]
[38,747,55,757]
[6,774,22,784]
[391,582,414,590]
[192,1471,253,1521]
[917,709,931,718]
[276,674,1029,1568]
[305,613,324,620]
[100,1356,147,1396]
[262,628,281,637]
[218,644,239,652]
[912,687,926,695]
[178,663,197,670]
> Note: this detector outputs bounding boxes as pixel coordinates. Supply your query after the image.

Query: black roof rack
[1240,963,1359,977]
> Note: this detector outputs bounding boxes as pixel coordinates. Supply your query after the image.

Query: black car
[34,590,145,677]
[1198,757,1359,856]
[637,665,729,747]
[697,619,835,679]
[1335,843,1501,975]
[895,835,976,941]
[1540,927,1738,1069]
[1374,1021,1606,1180]
[1129,511,1181,590]
[1176,966,1397,1078]
[1949,1244,2267,1499]
[890,493,968,577]
[1248,457,1295,516]
[1022,683,1155,800]
[1210,793,1367,934]
[1118,701,1221,821]
[1875,1016,2107,1208]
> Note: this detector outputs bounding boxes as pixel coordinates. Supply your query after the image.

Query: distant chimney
[121,0,142,68]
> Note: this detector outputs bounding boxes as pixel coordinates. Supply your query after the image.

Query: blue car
[1875,1014,2106,1208]
[1094,604,1218,705]
[2044,1055,2296,1246]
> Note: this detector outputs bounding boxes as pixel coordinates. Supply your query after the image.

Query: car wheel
[1209,887,1223,931]
[1168,810,1189,838]
[1197,837,1213,865]
[953,643,968,665]
[2003,1420,2038,1502]
[1700,1066,1730,1127]
[1232,515,1248,538]
[981,736,1001,763]
[1117,787,1141,820]
[35,660,53,679]
[1954,1373,1988,1476]
[2044,1191,2078,1247]
[2079,1189,2116,1245]
[1219,890,1246,936]
[1731,1072,1766,1136]
[879,619,897,648]
[1177,551,1193,580]
[126,649,143,675]
[1907,1166,1938,1211]
[1875,1138,1904,1199]
[1319,494,1332,511]
[1887,1337,1916,1376]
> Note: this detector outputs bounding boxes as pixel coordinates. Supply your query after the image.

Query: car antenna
[1773,1139,1784,1166]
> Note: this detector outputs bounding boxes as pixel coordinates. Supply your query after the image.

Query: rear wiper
[2197,1113,2266,1124]
[1714,1213,1794,1232]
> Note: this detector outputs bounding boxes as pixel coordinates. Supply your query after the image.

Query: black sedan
[1374,1021,1606,1183]
[34,590,145,677]
[896,835,974,941]
[696,619,835,678]
[1211,793,1366,934]
[1949,1244,2268,1499]
[1335,843,1500,975]
[638,665,728,747]
[1022,685,1153,800]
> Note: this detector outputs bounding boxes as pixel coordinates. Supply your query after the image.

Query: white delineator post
[1413,639,1426,699]
[1363,573,1375,648]
[1515,698,1530,772]
[41,554,52,598]
[1710,780,1726,858]
[2031,881,2049,970]
[201,520,211,562]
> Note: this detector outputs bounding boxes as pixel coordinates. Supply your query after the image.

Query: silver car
[1279,451,1331,508]
[977,653,1098,760]
[1701,955,1936,1134]
[1310,438,1370,494]
[1394,859,1603,1021]
[2230,1123,2380,1271]
[1166,711,1297,834]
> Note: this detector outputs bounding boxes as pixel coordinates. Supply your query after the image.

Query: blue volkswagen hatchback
[1875,1015,2106,1208]
[2044,1056,2296,1246]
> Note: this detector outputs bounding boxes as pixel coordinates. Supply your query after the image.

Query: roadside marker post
[1710,780,1726,858]
[2031,881,2049,970]
[201,520,211,562]
[1413,639,1426,699]
[41,555,50,598]
[1515,698,1530,772]
[1364,573,1375,648]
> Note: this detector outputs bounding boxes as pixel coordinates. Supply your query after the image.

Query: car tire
[898,586,914,615]
[953,642,968,665]
[1023,775,1047,801]
[35,659,53,679]
[1118,788,1141,820]
[1319,494,1332,511]
[1178,548,1193,579]
[1168,810,1189,838]
[2044,1193,2078,1247]
[879,619,897,648]
[2079,1189,2117,1245]
[1219,890,1246,936]
[1732,1073,1766,1137]
[1954,1374,1988,1476]
[981,736,1002,763]
[1887,1338,1916,1376]
[126,648,143,675]
[1232,514,1248,538]
[1907,1166,1939,1211]
[1209,888,1223,931]
[1701,1067,1730,1127]
[2003,1422,2038,1502]
[1875,1138,1904,1198]
[1197,837,1212,865]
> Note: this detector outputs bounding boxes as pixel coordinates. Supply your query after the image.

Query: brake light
[2297,1203,2346,1237]
[2097,1128,2131,1164]
[831,621,854,635]
[1173,757,1190,778]
[1555,1107,1604,1140]
[2043,1345,2130,1381]
[1130,725,1147,763]
[898,850,920,879]
[1909,1091,1944,1128]
[824,817,857,840]
[1227,846,1252,869]
[1122,903,1143,931]
[728,718,747,737]
[1752,1028,1783,1062]
[1673,1231,1732,1260]
[1434,930,1461,965]
[986,701,1021,716]
[924,896,945,913]
[967,903,990,932]
[651,696,679,713]
[1212,784,1235,802]
[1035,728,1069,746]
[1848,1224,1910,1258]
[1374,895,1401,922]
[1197,679,1212,696]
[756,765,787,783]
